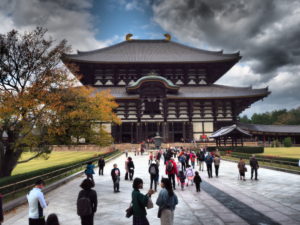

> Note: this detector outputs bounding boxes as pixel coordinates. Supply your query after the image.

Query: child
[178,170,186,190]
[185,165,194,186]
[194,171,202,192]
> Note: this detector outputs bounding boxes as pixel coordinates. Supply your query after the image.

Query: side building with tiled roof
[62,34,270,143]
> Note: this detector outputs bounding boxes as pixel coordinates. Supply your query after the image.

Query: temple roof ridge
[62,39,241,63]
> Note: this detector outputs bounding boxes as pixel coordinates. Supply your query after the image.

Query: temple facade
[62,34,270,143]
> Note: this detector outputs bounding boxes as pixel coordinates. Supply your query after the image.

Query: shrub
[283,137,292,147]
[206,146,264,154]
[271,140,281,147]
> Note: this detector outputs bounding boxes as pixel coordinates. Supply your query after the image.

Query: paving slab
[3,153,300,225]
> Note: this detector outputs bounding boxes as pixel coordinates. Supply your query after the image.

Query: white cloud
[0,0,110,52]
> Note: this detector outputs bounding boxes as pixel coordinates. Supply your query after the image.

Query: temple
[62,34,270,143]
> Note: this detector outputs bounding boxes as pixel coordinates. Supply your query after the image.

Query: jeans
[251,168,258,179]
[129,169,134,181]
[150,175,157,191]
[168,174,176,189]
[206,164,212,178]
[99,166,104,175]
[215,165,219,177]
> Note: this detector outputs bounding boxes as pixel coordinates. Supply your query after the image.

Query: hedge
[0,150,119,193]
[223,151,298,167]
[206,146,264,154]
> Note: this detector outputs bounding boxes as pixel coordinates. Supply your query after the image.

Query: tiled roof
[238,123,300,134]
[210,124,251,138]
[63,40,240,63]
[94,84,269,99]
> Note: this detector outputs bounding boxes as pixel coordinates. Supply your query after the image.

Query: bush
[271,140,281,147]
[283,137,292,147]
[206,146,264,154]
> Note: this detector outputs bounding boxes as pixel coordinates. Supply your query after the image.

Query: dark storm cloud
[153,0,300,77]
[153,0,300,114]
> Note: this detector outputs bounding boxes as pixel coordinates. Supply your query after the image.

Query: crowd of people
[0,145,261,225]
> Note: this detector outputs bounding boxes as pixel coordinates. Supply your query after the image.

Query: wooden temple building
[62,34,270,143]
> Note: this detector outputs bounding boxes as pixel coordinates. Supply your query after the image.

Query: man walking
[205,153,213,178]
[98,157,105,176]
[111,164,121,193]
[27,179,47,225]
[250,154,259,180]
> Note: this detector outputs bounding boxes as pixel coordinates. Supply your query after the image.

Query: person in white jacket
[27,179,47,225]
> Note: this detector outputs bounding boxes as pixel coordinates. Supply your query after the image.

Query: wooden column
[130,122,133,143]
[183,122,186,142]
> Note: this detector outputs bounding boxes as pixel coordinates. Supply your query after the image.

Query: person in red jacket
[165,157,178,190]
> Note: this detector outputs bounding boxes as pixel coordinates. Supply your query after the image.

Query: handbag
[244,167,248,172]
[125,204,133,218]
[147,197,153,209]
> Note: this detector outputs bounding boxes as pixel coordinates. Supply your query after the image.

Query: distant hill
[239,107,300,125]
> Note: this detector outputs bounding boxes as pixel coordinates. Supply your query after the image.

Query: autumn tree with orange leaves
[0,28,120,177]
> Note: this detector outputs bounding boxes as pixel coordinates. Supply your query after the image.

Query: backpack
[166,161,173,172]
[77,191,93,216]
[149,165,157,175]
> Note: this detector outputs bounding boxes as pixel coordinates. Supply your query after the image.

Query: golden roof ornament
[164,33,171,41]
[126,33,133,41]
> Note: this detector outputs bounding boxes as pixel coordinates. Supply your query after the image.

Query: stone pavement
[4,153,300,225]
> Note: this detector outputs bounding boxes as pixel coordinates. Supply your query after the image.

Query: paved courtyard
[4,153,300,225]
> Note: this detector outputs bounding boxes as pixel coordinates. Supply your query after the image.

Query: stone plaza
[4,153,300,225]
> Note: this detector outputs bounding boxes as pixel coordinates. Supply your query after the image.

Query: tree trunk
[0,145,22,178]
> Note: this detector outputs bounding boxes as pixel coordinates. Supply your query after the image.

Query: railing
[222,152,299,168]
[0,150,120,201]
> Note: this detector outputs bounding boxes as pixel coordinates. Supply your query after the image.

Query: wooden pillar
[118,124,122,143]
[183,122,186,142]
[130,122,133,143]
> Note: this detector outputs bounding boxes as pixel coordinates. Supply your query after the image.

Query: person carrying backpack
[77,179,98,225]
[149,161,159,191]
[165,157,178,190]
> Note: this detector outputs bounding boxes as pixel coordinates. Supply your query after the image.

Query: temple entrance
[112,121,193,143]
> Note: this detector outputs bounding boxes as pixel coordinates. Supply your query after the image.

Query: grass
[258,147,300,159]
[222,155,300,172]
[13,151,102,175]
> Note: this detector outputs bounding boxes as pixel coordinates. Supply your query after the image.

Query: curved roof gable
[126,74,179,94]
[63,39,241,63]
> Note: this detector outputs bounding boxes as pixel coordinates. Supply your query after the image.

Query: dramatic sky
[1,0,300,117]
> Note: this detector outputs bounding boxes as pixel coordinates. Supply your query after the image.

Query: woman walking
[132,178,154,225]
[238,158,247,181]
[77,179,98,225]
[156,178,178,225]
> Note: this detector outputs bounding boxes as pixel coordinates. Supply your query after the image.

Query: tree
[0,28,120,177]
[49,87,121,146]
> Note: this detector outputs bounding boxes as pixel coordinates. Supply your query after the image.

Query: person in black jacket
[127,157,135,181]
[0,194,3,225]
[193,171,202,192]
[250,155,259,180]
[148,161,159,191]
[98,157,105,176]
[111,164,121,192]
[77,179,98,225]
